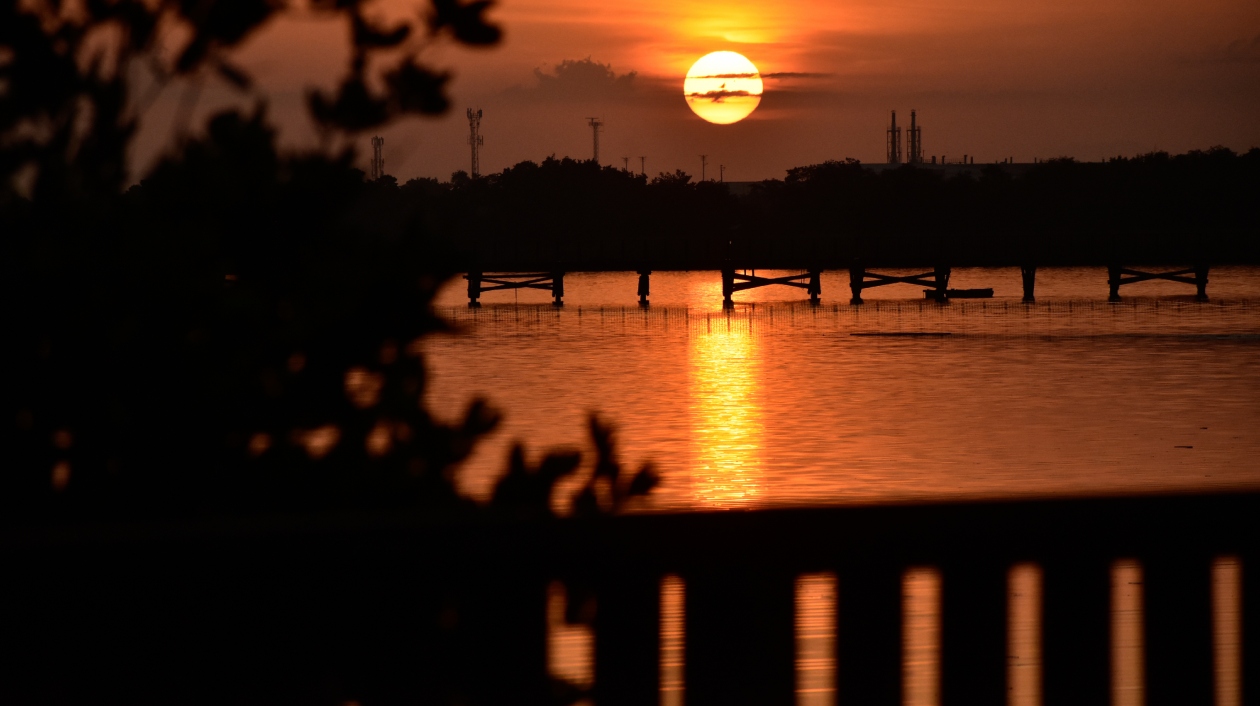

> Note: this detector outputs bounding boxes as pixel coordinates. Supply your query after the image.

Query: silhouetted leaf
[385,60,449,115]
[627,463,659,497]
[429,0,501,45]
[215,60,252,90]
[352,13,410,48]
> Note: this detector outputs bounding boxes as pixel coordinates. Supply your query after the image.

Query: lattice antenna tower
[369,136,385,180]
[587,117,604,164]
[467,108,484,177]
[907,110,923,164]
[699,154,707,181]
[886,110,902,164]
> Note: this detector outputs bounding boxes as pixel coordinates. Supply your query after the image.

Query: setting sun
[683,51,763,125]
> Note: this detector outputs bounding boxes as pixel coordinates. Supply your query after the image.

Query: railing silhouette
[2,491,1256,705]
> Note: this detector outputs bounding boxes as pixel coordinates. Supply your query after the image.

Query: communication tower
[623,157,629,172]
[907,110,923,164]
[886,110,902,164]
[369,136,385,180]
[467,108,484,177]
[700,154,707,181]
[587,117,604,163]
[639,156,646,176]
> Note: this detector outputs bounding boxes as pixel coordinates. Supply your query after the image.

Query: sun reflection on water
[688,321,763,508]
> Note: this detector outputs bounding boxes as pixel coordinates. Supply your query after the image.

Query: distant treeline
[360,148,1260,270]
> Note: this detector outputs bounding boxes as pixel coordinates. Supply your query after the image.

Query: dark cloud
[1225,34,1260,61]
[523,57,638,98]
[686,89,755,102]
[762,72,833,79]
[691,72,760,79]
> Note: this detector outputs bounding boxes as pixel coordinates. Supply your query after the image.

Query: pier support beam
[1021,266,1036,303]
[462,272,564,306]
[1108,264,1210,302]
[849,265,953,304]
[721,269,822,308]
[637,270,651,308]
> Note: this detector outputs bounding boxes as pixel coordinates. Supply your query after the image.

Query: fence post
[685,566,795,705]
[1042,557,1110,706]
[594,571,661,706]
[1144,551,1214,706]
[940,560,1008,706]
[836,565,903,706]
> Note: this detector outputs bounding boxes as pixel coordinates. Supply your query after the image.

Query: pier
[463,264,1217,307]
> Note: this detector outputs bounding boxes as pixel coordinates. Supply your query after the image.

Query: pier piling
[637,270,651,308]
[1021,266,1036,303]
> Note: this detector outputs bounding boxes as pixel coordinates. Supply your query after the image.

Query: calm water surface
[426,267,1260,511]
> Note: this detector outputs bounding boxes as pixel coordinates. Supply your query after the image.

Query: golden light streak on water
[1213,557,1241,706]
[547,581,594,695]
[1111,560,1144,706]
[688,322,763,508]
[795,573,836,705]
[661,575,686,706]
[904,568,942,706]
[1008,563,1042,706]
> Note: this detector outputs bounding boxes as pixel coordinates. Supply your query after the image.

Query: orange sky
[132,0,1260,181]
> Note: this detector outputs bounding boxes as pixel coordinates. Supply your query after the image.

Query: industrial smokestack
[908,110,922,164]
[886,110,902,164]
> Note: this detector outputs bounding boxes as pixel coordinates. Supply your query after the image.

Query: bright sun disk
[683,51,763,125]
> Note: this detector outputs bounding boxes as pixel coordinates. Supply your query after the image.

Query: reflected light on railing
[1111,560,1144,706]
[688,325,763,508]
[904,567,942,706]
[547,581,594,695]
[796,573,836,706]
[1213,557,1241,706]
[661,575,686,706]
[1008,563,1043,706]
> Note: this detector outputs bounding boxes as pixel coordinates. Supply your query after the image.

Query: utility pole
[586,117,603,163]
[369,136,384,180]
[466,108,484,177]
[639,156,646,176]
[719,164,725,182]
[622,157,629,172]
[700,154,707,181]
